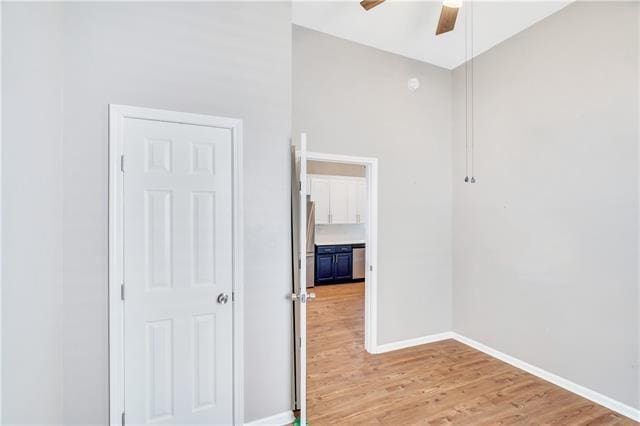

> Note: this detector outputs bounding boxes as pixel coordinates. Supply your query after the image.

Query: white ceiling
[292,1,572,69]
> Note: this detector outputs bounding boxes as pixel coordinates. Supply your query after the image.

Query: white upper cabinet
[308,175,366,225]
[330,179,351,224]
[355,180,367,224]
[310,177,331,224]
[347,181,358,223]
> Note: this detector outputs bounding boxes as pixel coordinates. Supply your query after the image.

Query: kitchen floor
[306,283,634,425]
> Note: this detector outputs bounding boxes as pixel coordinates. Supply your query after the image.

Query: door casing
[305,151,379,354]
[108,105,244,425]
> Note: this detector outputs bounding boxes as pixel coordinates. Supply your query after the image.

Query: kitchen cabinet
[355,181,367,224]
[334,253,353,280]
[310,177,331,224]
[315,253,336,283]
[308,175,366,225]
[329,179,350,223]
[315,245,353,283]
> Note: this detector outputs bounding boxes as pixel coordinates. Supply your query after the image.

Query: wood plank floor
[307,282,636,425]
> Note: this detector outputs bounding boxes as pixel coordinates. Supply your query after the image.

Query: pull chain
[470,0,476,184]
[464,0,469,183]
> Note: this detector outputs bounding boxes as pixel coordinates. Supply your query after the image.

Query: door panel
[330,179,350,224]
[310,177,330,224]
[356,180,367,224]
[123,118,233,425]
[316,254,335,282]
[347,181,358,224]
[334,253,353,280]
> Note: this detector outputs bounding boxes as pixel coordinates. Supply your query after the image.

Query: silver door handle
[291,292,316,303]
[217,293,229,304]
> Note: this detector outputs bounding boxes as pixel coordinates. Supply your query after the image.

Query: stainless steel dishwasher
[352,245,366,280]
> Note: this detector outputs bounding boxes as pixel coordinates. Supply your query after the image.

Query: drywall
[452,1,639,409]
[293,25,452,344]
[1,3,64,423]
[3,2,293,423]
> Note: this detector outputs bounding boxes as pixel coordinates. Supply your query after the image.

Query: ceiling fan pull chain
[464,1,469,183]
[470,0,477,184]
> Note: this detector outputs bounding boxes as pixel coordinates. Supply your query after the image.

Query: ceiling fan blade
[435,5,459,35]
[360,0,385,11]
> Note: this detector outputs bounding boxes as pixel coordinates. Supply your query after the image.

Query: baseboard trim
[244,410,295,426]
[373,331,454,354]
[369,331,639,421]
[451,333,640,422]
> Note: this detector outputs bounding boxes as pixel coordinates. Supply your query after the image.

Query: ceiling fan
[360,0,462,35]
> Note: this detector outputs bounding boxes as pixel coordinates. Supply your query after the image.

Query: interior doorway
[291,137,378,424]
[305,152,378,354]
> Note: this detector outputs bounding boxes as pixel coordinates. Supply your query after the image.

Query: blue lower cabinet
[315,245,353,284]
[316,254,335,283]
[334,253,352,280]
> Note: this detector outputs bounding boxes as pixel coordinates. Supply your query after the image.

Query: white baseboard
[451,333,640,422]
[369,330,639,421]
[244,410,295,426]
[373,331,454,354]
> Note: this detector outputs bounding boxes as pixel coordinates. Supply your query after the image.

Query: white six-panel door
[122,117,234,425]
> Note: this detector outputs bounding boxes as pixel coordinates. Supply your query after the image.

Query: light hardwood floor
[307,282,636,425]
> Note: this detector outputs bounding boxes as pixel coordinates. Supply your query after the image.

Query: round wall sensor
[408,78,420,92]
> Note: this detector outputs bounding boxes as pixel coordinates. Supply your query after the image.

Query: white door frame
[306,151,379,353]
[108,105,244,425]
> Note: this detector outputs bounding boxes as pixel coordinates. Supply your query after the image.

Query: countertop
[315,240,366,246]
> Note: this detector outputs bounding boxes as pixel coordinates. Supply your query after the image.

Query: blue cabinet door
[334,253,352,280]
[316,254,335,283]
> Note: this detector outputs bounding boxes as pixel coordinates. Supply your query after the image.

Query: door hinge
[298,257,302,269]
[298,181,302,192]
[299,336,303,348]
[369,265,373,271]
[120,283,125,301]
[121,411,125,426]
[232,292,235,302]
[120,155,125,173]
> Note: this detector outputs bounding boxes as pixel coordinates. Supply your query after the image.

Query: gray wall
[3,2,293,423]
[2,3,64,423]
[452,1,639,409]
[293,26,453,344]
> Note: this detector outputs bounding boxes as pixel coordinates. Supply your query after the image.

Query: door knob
[290,292,316,303]
[217,293,229,304]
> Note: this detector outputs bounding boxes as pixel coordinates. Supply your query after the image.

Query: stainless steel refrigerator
[306,197,315,288]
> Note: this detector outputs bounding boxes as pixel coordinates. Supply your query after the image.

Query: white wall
[1,3,64,423]
[3,2,293,423]
[293,26,453,344]
[3,1,638,421]
[452,1,639,409]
